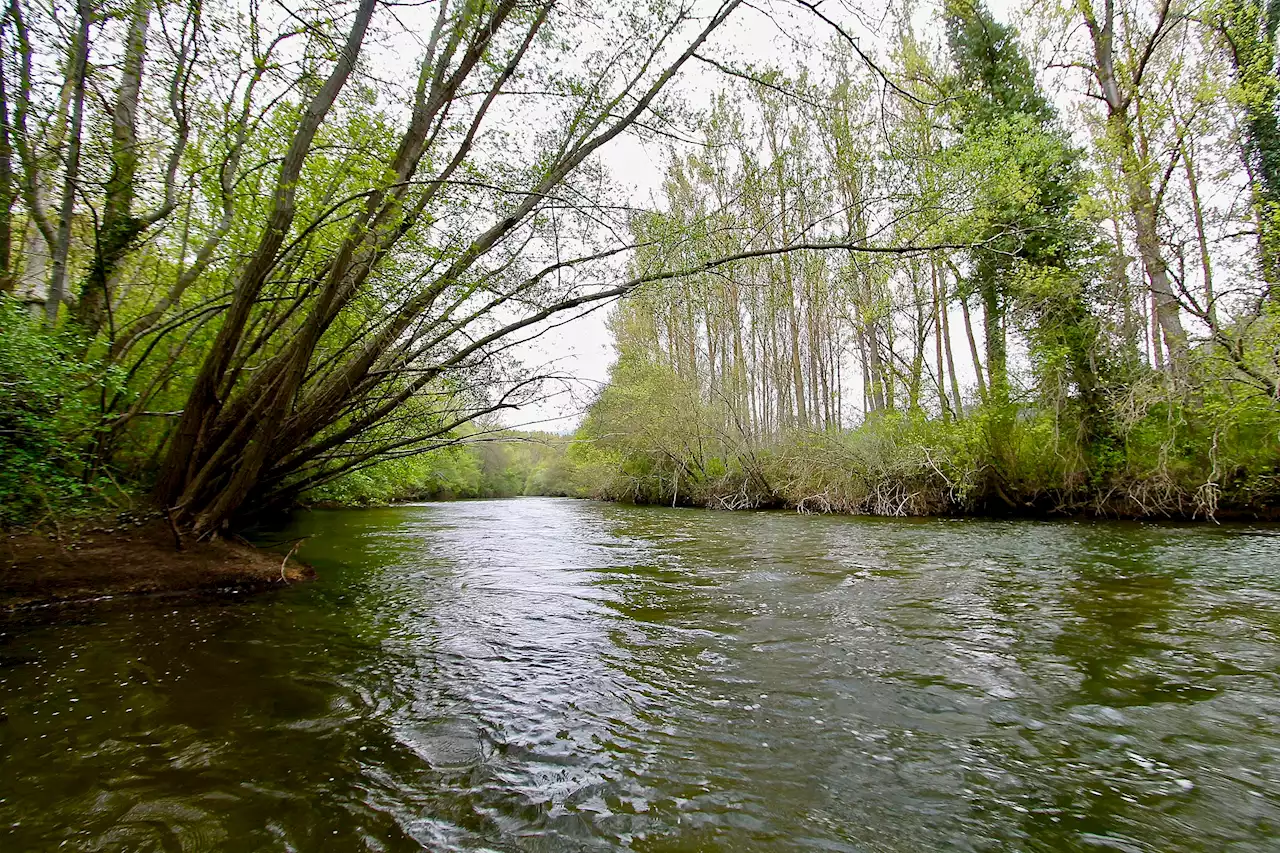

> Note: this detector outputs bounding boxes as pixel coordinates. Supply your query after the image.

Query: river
[2,498,1280,851]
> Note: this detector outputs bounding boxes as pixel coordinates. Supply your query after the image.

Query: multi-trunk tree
[6,0,766,534]
[4,0,1278,526]
[5,0,974,535]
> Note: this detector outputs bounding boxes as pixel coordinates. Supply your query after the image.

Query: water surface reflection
[3,499,1279,851]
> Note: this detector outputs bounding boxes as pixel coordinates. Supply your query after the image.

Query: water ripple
[3,501,1280,851]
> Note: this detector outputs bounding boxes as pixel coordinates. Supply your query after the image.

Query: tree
[1074,0,1191,380]
[144,0,768,536]
[1209,0,1280,290]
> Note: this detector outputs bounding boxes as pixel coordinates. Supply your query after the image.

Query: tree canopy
[1,0,1278,528]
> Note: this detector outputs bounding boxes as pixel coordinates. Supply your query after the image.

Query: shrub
[0,301,109,527]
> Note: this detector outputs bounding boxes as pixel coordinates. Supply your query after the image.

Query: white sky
[505,0,1019,432]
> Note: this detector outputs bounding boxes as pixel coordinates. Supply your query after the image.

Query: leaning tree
[3,0,965,537]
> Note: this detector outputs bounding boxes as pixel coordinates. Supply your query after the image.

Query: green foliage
[1211,0,1280,286]
[576,338,1280,519]
[573,357,776,509]
[305,431,588,506]
[0,300,114,526]
[942,0,1111,418]
[2,0,1276,530]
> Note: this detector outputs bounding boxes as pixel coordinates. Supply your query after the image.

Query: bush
[302,432,588,506]
[0,300,109,527]
[573,354,1280,520]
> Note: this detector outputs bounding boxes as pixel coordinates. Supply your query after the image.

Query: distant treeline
[301,431,584,507]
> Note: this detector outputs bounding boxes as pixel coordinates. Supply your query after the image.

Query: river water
[3,499,1280,851]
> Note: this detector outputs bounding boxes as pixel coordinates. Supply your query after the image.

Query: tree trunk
[981,281,1006,406]
[939,265,964,417]
[1181,136,1219,328]
[1081,0,1188,380]
[77,0,152,334]
[960,293,987,403]
[154,0,380,514]
[931,259,951,419]
[44,0,91,325]
[0,40,14,294]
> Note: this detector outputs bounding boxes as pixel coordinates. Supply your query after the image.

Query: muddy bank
[1,521,312,610]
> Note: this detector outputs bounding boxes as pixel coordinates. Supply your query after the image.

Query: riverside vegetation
[1,0,1279,537]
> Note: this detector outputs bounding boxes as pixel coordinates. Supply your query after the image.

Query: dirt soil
[1,520,313,609]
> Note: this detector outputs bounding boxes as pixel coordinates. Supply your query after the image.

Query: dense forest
[2,0,1279,530]
[573,0,1280,519]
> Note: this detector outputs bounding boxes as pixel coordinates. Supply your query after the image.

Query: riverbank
[3,488,1270,612]
[598,490,1280,522]
[1,519,312,610]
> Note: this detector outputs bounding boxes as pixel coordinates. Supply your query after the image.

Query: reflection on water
[3,498,1280,851]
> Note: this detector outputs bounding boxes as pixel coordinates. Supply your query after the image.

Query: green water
[3,499,1280,851]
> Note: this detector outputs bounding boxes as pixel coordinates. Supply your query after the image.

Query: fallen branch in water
[280,538,308,583]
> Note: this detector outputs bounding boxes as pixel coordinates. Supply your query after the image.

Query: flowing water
[3,498,1280,852]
